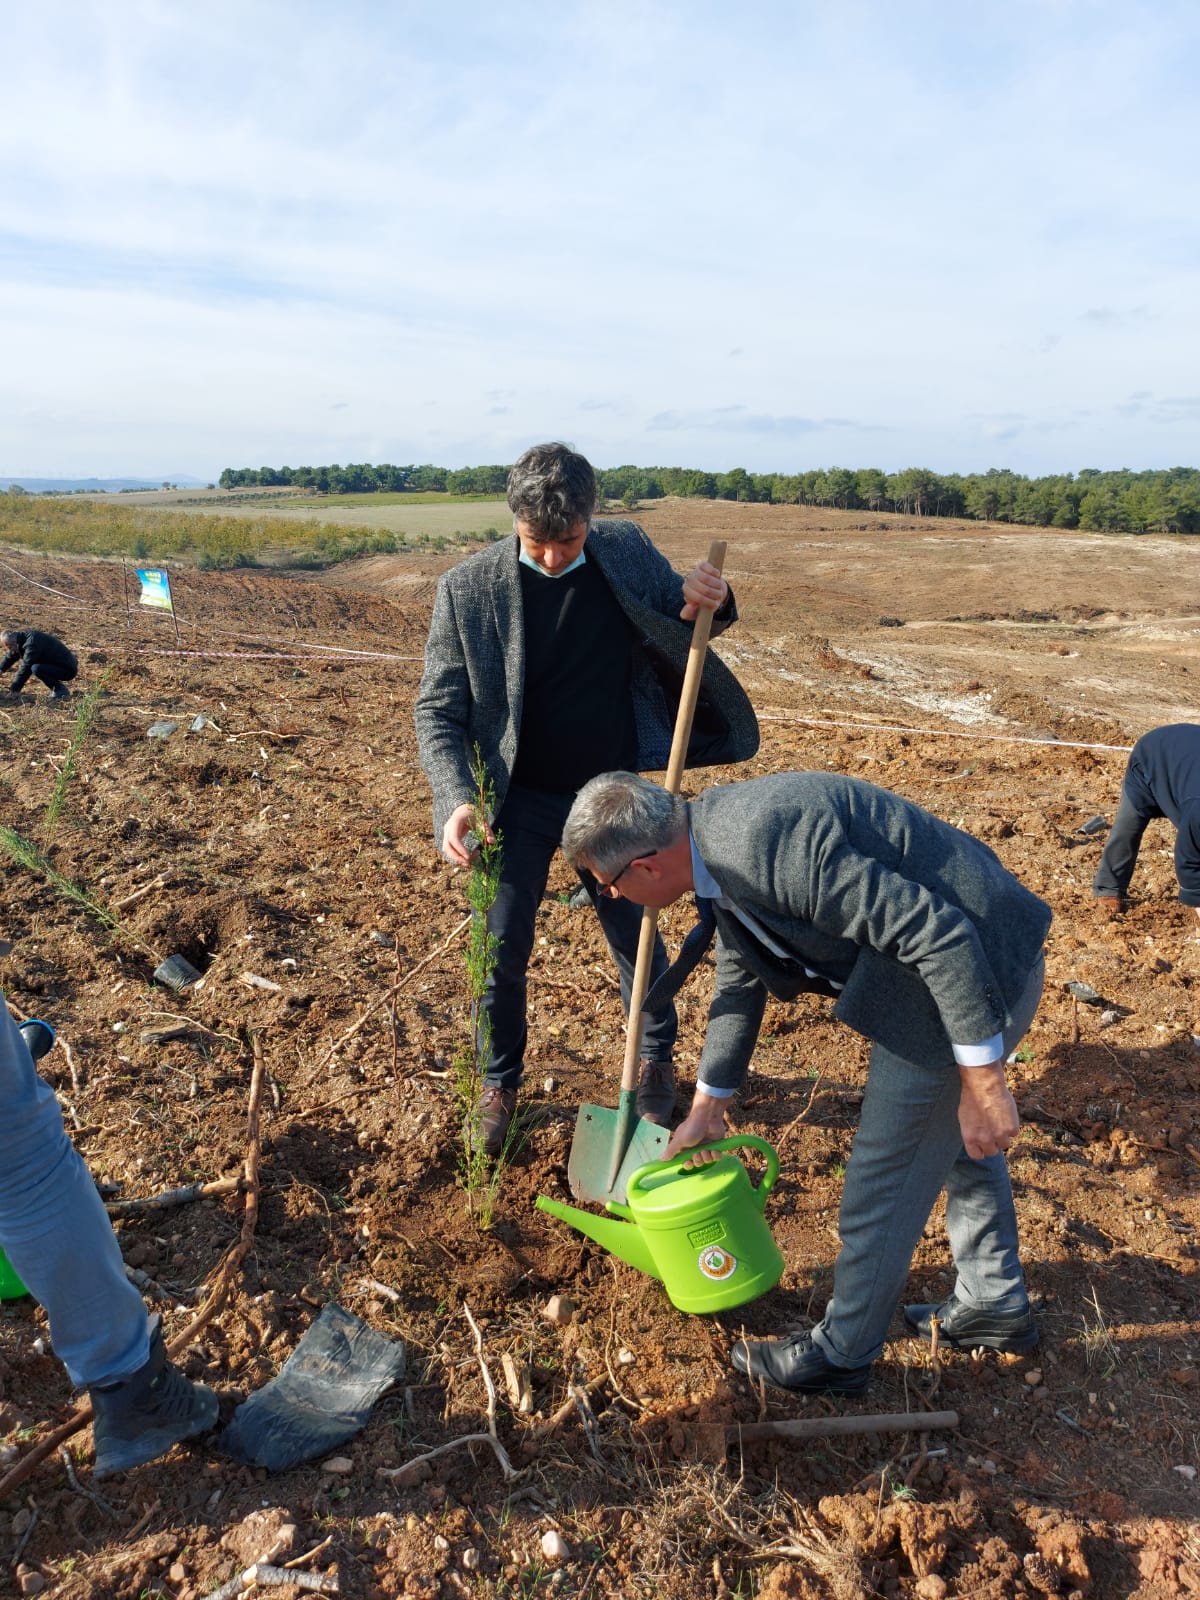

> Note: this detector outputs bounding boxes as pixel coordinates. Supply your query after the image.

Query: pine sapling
[452,748,510,1222]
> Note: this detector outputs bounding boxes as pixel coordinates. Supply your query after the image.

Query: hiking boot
[903,1293,1039,1354]
[90,1315,219,1478]
[476,1085,518,1158]
[731,1331,872,1396]
[1095,895,1125,917]
[50,685,71,702]
[635,1058,676,1126]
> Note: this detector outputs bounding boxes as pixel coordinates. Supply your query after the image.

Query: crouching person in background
[0,628,78,702]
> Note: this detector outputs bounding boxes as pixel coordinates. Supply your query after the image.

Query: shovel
[567,539,727,1206]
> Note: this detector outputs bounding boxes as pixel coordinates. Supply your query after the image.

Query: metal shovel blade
[567,1090,669,1206]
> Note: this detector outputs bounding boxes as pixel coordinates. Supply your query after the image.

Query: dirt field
[0,500,1197,1599]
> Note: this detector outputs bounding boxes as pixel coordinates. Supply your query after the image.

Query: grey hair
[562,772,687,878]
[506,442,596,538]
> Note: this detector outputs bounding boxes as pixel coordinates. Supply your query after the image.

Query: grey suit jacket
[414,520,759,842]
[690,773,1053,1088]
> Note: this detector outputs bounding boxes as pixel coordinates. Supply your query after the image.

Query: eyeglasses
[594,850,657,898]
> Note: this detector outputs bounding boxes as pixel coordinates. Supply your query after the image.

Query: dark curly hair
[506,442,596,539]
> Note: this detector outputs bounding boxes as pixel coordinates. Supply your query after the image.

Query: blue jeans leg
[481,786,677,1089]
[0,1000,148,1388]
[812,956,1045,1367]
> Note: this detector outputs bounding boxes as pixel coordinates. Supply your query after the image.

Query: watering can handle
[628,1135,780,1202]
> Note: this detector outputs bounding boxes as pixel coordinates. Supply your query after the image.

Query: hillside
[0,504,1197,1598]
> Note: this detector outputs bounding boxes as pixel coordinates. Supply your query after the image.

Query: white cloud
[2,0,1198,476]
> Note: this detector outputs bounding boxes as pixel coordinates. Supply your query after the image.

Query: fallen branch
[464,1302,519,1480]
[58,1445,119,1517]
[358,1277,401,1303]
[527,1376,608,1443]
[60,1035,83,1094]
[106,1175,243,1215]
[301,1083,376,1118]
[572,1382,603,1461]
[376,1431,498,1482]
[303,914,470,1083]
[206,1562,338,1599]
[379,1305,521,1485]
[720,1409,958,1444]
[143,1011,241,1049]
[285,1534,334,1570]
[775,1071,826,1154]
[124,1494,162,1543]
[124,1264,195,1305]
[167,1033,265,1350]
[113,875,166,912]
[241,971,282,994]
[11,1503,39,1566]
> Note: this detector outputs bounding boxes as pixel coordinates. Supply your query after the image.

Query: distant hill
[0,476,208,493]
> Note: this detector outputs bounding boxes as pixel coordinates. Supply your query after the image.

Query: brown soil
[1,500,1198,1600]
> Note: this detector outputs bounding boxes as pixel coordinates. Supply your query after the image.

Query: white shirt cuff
[953,1034,1004,1067]
[696,1081,737,1099]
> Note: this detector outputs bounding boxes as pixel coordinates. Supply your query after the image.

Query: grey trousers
[812,954,1045,1369]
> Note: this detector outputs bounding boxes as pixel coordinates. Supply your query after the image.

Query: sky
[2,0,1198,482]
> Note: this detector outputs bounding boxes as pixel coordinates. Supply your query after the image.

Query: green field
[0,490,510,569]
[176,495,511,538]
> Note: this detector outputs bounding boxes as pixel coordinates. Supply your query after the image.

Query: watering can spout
[534,1196,662,1279]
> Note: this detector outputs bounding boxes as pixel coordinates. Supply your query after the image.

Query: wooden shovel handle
[619,540,727,1095]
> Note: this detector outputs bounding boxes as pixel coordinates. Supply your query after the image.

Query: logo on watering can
[698,1245,738,1280]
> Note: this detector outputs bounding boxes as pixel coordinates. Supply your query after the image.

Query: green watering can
[536,1135,784,1314]
[0,1250,27,1302]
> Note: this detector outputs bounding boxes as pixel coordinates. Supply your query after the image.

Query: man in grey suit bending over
[561,770,1052,1397]
[414,444,758,1156]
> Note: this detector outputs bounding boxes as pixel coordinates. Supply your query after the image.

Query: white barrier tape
[760,713,1133,755]
[0,557,91,606]
[209,630,424,660]
[133,647,422,662]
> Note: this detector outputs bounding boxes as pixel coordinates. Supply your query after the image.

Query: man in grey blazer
[414,443,758,1155]
[561,770,1052,1396]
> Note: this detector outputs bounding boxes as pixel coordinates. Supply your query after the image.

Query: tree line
[217,462,1200,534]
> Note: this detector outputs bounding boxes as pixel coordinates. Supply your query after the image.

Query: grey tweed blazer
[689,773,1053,1087]
[414,520,759,843]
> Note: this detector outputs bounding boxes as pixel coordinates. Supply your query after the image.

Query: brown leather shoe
[636,1059,676,1126]
[1095,895,1126,917]
[476,1086,518,1157]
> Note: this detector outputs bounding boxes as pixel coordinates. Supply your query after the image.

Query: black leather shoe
[475,1086,518,1158]
[903,1293,1038,1353]
[636,1059,676,1126]
[730,1332,872,1396]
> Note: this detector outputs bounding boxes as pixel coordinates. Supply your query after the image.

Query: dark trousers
[29,661,77,694]
[1092,788,1151,898]
[482,783,678,1090]
[1094,787,1200,905]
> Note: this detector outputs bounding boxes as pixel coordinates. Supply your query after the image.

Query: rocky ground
[0,501,1197,1599]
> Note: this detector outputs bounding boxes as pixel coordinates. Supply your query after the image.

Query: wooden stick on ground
[112,874,166,912]
[721,1409,958,1444]
[105,1174,243,1215]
